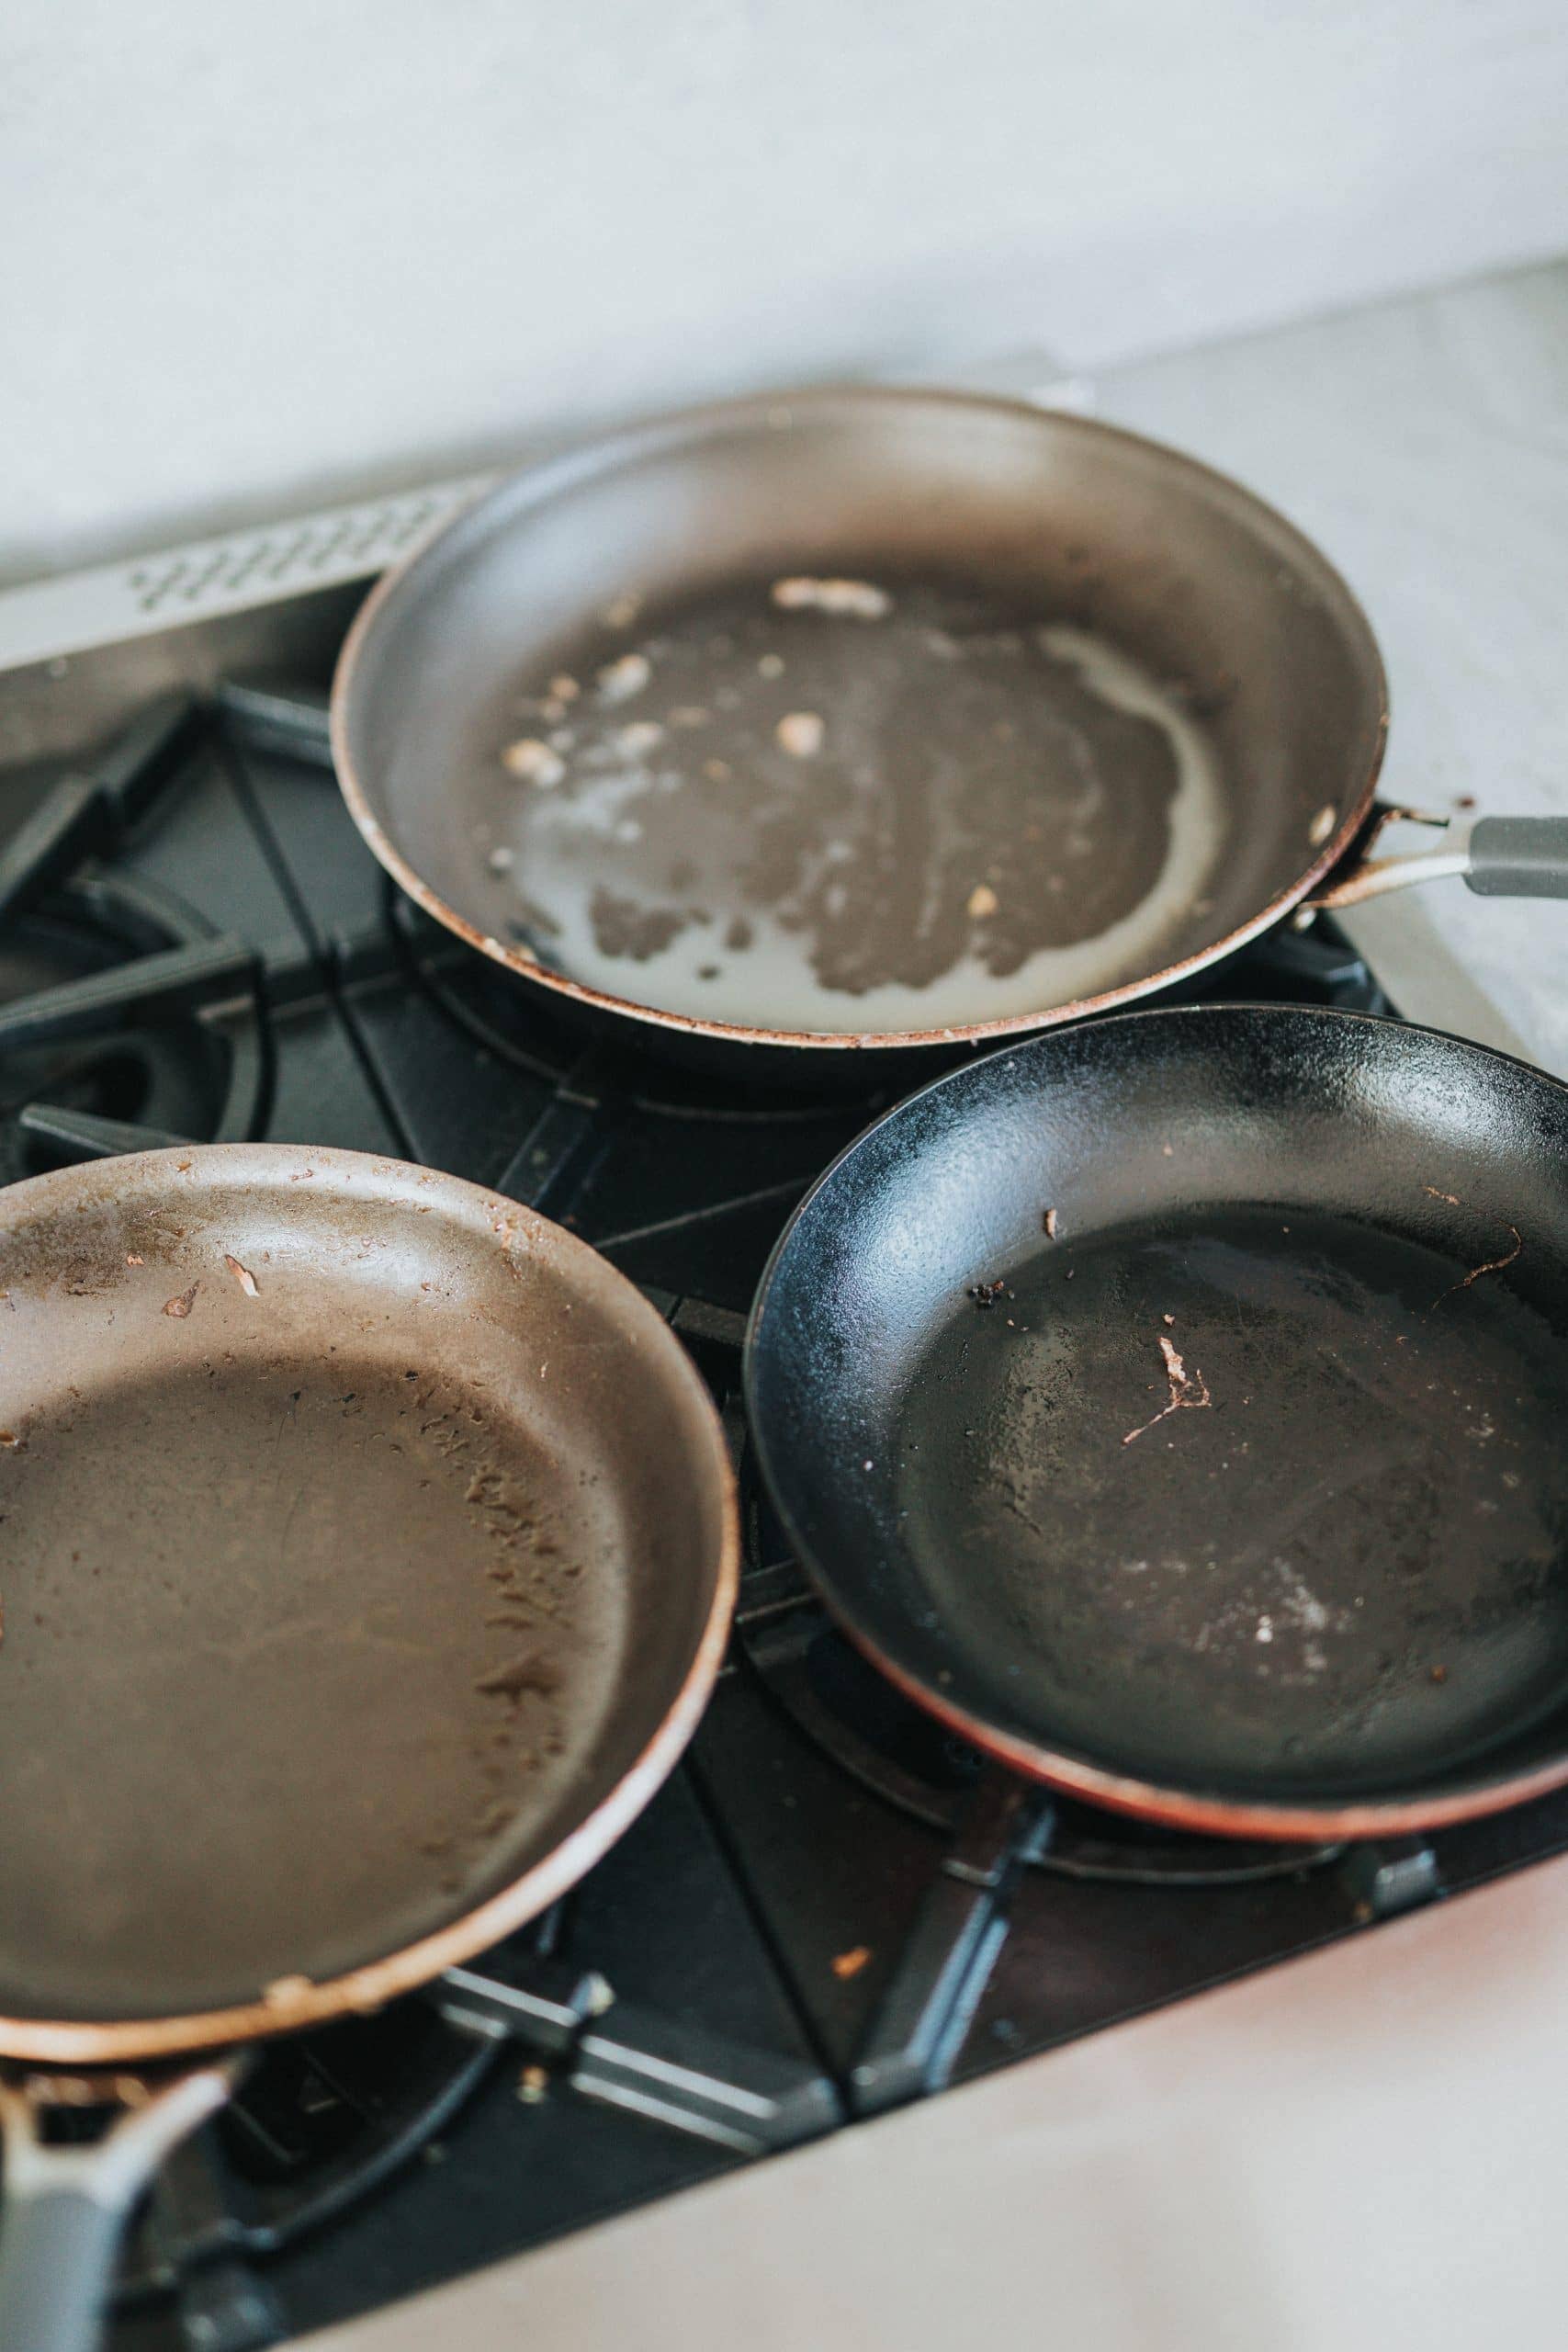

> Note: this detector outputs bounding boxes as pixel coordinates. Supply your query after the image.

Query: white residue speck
[771,577,892,619]
[776,711,825,758]
[502,738,567,787]
[616,720,666,757]
[597,651,652,705]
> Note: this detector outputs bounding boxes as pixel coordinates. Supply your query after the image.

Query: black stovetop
[6,670,1568,2352]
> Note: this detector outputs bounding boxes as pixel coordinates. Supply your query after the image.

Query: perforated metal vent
[0,475,495,672]
[122,486,491,617]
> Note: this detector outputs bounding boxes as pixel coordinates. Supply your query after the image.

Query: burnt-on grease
[477,579,1223,1032]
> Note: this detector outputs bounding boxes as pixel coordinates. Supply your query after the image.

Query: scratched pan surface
[0,1146,736,2060]
[747,1006,1568,1839]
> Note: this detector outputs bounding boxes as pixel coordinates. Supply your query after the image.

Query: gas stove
[6,507,1568,2352]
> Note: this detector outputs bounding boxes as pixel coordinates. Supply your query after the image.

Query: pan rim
[0,1142,739,2064]
[744,1001,1568,1842]
[329,383,1390,1055]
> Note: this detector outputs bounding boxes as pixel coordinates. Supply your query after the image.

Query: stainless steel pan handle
[0,2065,232,2352]
[1309,807,1568,911]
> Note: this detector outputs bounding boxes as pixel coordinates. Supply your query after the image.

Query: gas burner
[1182,915,1392,1016]
[115,1986,495,2312]
[739,1585,1340,1888]
[389,897,1387,1128]
[0,699,271,1180]
[0,872,266,1182]
[387,891,895,1127]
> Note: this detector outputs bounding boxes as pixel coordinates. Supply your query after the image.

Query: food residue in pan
[262,1973,313,2005]
[163,1283,198,1319]
[968,1277,1012,1310]
[771,577,892,618]
[596,651,652,706]
[481,582,1224,1032]
[1423,1184,1524,1305]
[502,738,567,787]
[224,1254,260,1298]
[831,1944,873,1978]
[1122,1331,1212,1446]
[774,711,825,758]
[473,1647,563,1700]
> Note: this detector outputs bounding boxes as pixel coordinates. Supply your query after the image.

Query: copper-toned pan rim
[837,1610,1568,1845]
[0,1144,739,2064]
[329,387,1390,1055]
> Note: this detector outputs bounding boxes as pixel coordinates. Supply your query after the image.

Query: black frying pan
[747,1004,1568,1840]
[331,388,1568,1073]
[0,1145,736,2352]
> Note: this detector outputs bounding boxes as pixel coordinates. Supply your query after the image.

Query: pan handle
[1307,807,1568,911]
[0,2064,232,2352]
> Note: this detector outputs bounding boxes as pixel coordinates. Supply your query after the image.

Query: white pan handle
[0,2066,231,2352]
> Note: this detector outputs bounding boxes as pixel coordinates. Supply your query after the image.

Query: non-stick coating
[332,390,1388,1061]
[0,1147,736,2059]
[746,1007,1568,1838]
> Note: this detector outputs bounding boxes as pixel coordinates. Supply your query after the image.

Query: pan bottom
[896,1204,1568,1799]
[0,1350,626,2020]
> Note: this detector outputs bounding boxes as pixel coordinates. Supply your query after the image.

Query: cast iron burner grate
[383,871,1391,1125]
[383,888,897,1126]
[731,1364,1344,1889]
[739,1587,1344,1887]
[0,700,268,1176]
[114,1986,498,2336]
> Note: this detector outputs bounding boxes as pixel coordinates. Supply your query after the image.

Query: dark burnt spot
[589,890,694,962]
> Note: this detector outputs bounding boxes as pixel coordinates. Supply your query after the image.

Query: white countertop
[303,257,1568,2352]
[308,1854,1568,2352]
[1100,256,1568,1079]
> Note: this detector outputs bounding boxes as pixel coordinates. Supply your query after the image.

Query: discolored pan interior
[748,1009,1568,1836]
[333,390,1389,1053]
[0,1148,735,2043]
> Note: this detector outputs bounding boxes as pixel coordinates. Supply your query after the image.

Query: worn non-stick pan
[747,1004,1568,1840]
[331,388,1568,1072]
[0,1144,736,2352]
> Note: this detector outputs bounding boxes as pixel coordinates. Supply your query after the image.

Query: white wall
[4,0,1568,582]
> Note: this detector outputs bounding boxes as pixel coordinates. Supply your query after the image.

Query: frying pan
[0,1144,737,2352]
[746,1003,1568,1841]
[330,388,1568,1072]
